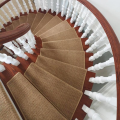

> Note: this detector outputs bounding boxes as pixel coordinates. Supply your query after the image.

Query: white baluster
[39,0,44,11]
[12,41,21,48]
[0,8,11,22]
[56,0,60,15]
[3,46,15,57]
[70,2,81,23]
[51,0,54,13]
[21,0,29,14]
[66,0,74,20]
[82,105,102,120]
[0,15,7,25]
[15,0,24,14]
[10,1,20,17]
[78,10,91,32]
[88,57,114,71]
[85,25,102,45]
[86,33,108,52]
[0,64,5,72]
[16,38,34,54]
[0,22,5,29]
[4,42,28,60]
[44,0,49,12]
[34,0,39,12]
[61,0,68,17]
[5,4,15,19]
[28,0,34,12]
[89,44,112,61]
[74,5,85,27]
[89,74,116,84]
[0,53,20,66]
[85,90,117,107]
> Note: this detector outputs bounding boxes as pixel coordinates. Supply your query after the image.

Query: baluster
[4,42,28,60]
[3,46,15,57]
[82,105,102,120]
[34,0,39,12]
[74,5,85,27]
[85,25,102,45]
[66,0,74,20]
[0,53,20,66]
[16,38,34,54]
[12,41,21,48]
[28,0,34,12]
[85,90,117,107]
[56,0,60,15]
[61,0,68,17]
[44,0,49,12]
[21,0,29,14]
[70,1,81,23]
[0,8,11,22]
[89,74,116,84]
[0,15,7,25]
[15,0,24,14]
[88,57,114,71]
[89,44,112,61]
[10,1,20,17]
[51,0,54,13]
[0,64,5,72]
[39,0,44,11]
[86,33,108,52]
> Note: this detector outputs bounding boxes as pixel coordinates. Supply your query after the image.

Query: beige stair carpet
[25,63,83,120]
[0,82,20,120]
[33,13,54,34]
[27,13,36,26]
[41,48,85,68]
[6,24,14,31]
[19,15,28,24]
[43,38,83,51]
[36,56,87,91]
[7,73,66,120]
[12,19,20,29]
[42,28,78,42]
[36,16,62,36]
[31,12,45,32]
[39,21,71,39]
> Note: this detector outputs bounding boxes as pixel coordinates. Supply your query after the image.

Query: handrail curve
[77,0,120,119]
[0,23,30,44]
[0,0,10,8]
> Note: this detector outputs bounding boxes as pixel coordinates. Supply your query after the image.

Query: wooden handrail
[0,23,30,45]
[0,0,10,8]
[77,0,120,119]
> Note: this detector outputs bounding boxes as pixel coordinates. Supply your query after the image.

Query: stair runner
[0,9,95,120]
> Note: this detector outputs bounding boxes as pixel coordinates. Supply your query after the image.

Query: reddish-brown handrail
[77,0,120,119]
[0,23,30,44]
[0,0,10,8]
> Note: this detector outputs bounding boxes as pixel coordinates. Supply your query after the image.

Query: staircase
[0,0,119,120]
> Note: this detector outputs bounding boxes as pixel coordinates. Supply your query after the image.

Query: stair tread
[27,12,36,26]
[43,38,83,51]
[5,24,13,31]
[41,48,85,68]
[36,16,62,36]
[42,28,78,42]
[31,12,45,32]
[25,63,83,120]
[7,72,66,120]
[33,13,54,34]
[36,55,87,91]
[39,21,71,39]
[0,82,20,120]
[12,19,20,29]
[19,15,28,24]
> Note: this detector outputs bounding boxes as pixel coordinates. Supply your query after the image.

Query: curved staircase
[0,0,119,120]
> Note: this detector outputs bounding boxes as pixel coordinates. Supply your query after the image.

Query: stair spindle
[15,0,24,14]
[28,0,34,12]
[51,0,54,13]
[56,0,60,15]
[61,0,68,17]
[34,0,39,12]
[84,90,117,107]
[0,64,5,72]
[89,74,116,84]
[22,0,29,14]
[0,15,7,25]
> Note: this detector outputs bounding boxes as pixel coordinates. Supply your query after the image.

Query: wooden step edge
[20,12,28,16]
[48,9,56,16]
[38,8,46,14]
[29,9,37,14]
[85,53,93,69]
[3,21,12,28]
[11,16,19,21]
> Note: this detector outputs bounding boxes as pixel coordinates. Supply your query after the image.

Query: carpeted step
[42,28,78,42]
[7,72,67,120]
[36,56,87,91]
[27,12,36,26]
[0,82,20,120]
[12,19,20,29]
[43,38,83,51]
[36,16,62,36]
[33,13,54,34]
[5,24,14,31]
[31,12,45,32]
[19,15,28,24]
[25,63,83,120]
[40,48,85,68]
[39,21,71,39]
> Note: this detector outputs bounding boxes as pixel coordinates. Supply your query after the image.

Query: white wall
[87,0,120,42]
